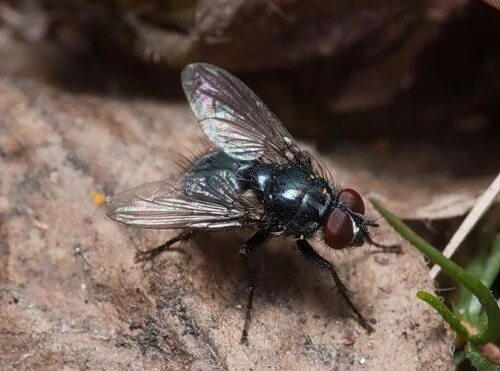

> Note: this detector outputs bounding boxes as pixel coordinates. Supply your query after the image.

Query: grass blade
[371,200,500,345]
[417,290,470,339]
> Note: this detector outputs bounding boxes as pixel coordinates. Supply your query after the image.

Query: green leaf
[465,342,500,371]
[371,200,500,345]
[455,234,500,331]
[480,234,500,288]
[416,290,470,339]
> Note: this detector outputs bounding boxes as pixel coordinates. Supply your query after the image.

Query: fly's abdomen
[182,152,252,203]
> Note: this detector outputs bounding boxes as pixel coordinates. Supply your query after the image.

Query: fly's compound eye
[338,188,365,215]
[324,210,354,249]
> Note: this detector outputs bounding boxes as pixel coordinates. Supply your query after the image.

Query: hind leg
[135,230,195,262]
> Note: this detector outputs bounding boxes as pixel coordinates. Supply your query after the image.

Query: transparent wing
[106,179,259,230]
[181,63,305,164]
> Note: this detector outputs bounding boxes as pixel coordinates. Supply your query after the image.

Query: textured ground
[0,74,462,370]
[3,1,500,368]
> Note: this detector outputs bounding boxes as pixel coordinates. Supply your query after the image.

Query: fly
[106,63,400,344]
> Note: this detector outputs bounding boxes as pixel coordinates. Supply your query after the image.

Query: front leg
[362,230,402,254]
[240,230,269,345]
[297,239,374,333]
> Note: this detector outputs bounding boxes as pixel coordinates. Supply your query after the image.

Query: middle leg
[239,230,269,345]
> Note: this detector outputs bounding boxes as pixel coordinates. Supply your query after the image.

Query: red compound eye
[339,188,365,215]
[324,210,354,249]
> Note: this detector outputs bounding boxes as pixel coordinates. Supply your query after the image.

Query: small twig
[430,172,500,279]
[434,286,456,293]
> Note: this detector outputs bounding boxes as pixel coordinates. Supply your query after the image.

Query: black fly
[106,63,399,344]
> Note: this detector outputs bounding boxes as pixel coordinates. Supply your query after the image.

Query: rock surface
[0,75,455,369]
[9,0,465,70]
[1,2,499,368]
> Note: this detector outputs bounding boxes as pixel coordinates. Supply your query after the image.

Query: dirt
[0,74,457,370]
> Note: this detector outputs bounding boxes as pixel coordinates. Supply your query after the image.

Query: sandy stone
[0,76,455,370]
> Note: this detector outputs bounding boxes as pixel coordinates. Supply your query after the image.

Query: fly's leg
[297,239,374,333]
[135,230,195,262]
[239,230,269,345]
[363,232,402,254]
[240,254,255,346]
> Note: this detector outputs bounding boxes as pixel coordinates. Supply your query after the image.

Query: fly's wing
[181,63,308,165]
[106,178,260,230]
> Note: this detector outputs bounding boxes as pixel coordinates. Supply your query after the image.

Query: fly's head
[323,188,376,250]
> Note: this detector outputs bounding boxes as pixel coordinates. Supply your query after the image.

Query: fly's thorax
[249,164,333,235]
